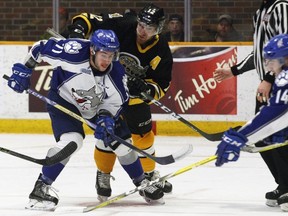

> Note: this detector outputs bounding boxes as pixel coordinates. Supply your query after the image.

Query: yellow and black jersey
[72,12,173,104]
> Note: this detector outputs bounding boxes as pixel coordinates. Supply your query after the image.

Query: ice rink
[0,134,284,216]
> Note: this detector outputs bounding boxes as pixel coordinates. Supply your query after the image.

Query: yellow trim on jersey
[128,79,165,105]
[146,79,165,100]
[150,56,161,70]
[136,35,160,53]
[128,98,145,105]
[72,13,92,38]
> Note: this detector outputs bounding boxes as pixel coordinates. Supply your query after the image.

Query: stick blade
[43,141,77,166]
[155,144,193,165]
[204,125,242,141]
[172,144,193,162]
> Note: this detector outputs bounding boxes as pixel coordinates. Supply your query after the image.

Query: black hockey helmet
[137,3,165,33]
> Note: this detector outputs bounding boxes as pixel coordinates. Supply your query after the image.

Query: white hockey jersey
[29,37,129,119]
[238,67,288,144]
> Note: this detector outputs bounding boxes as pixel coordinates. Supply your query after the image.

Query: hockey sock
[94,147,116,173]
[132,131,155,172]
[42,162,65,184]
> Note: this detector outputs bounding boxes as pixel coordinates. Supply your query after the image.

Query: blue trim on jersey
[29,37,129,120]
[31,38,91,65]
[239,70,288,138]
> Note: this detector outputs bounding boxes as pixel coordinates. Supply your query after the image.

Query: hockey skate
[265,188,281,207]
[95,170,115,202]
[138,178,164,205]
[26,178,59,211]
[145,170,173,193]
[278,193,288,211]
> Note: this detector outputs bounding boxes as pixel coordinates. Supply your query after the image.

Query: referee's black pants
[255,98,288,194]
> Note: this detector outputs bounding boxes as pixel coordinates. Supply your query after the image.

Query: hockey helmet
[264,34,288,59]
[137,3,165,33]
[90,29,120,60]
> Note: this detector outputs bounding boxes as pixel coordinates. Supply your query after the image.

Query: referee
[213,0,288,211]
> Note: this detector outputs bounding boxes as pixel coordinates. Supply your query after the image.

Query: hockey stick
[0,141,77,166]
[83,155,217,212]
[3,75,192,165]
[45,27,239,142]
[83,139,288,212]
[141,92,241,141]
[46,27,63,38]
[109,134,193,164]
[241,140,288,153]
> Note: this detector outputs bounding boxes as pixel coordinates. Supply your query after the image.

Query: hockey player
[215,34,288,212]
[213,0,288,210]
[68,3,173,201]
[7,29,163,211]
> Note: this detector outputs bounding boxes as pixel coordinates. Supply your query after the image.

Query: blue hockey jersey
[238,67,288,144]
[28,37,129,119]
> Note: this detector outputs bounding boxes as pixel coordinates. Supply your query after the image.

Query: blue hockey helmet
[137,3,165,33]
[264,34,288,59]
[90,29,120,59]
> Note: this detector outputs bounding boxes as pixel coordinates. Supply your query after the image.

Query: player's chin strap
[2,74,192,165]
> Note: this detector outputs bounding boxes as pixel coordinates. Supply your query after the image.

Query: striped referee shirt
[231,0,288,82]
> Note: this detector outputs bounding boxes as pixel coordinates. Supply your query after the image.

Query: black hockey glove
[127,77,155,101]
[67,24,85,39]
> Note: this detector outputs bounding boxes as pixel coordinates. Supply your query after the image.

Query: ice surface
[0,134,283,215]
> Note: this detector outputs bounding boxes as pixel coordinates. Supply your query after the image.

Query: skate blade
[266,199,278,207]
[25,199,56,211]
[97,195,109,203]
[144,197,165,205]
[280,203,288,212]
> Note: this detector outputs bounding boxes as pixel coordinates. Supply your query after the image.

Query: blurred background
[0,0,258,42]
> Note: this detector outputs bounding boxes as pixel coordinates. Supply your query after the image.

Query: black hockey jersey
[71,13,173,105]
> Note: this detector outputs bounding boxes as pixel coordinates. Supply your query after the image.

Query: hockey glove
[67,24,85,39]
[215,128,247,167]
[127,77,155,101]
[95,113,115,147]
[8,63,32,93]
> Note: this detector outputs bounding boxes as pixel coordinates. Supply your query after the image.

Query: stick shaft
[3,74,191,165]
[141,92,241,141]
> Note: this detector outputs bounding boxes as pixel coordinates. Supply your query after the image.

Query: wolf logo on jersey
[71,86,104,110]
